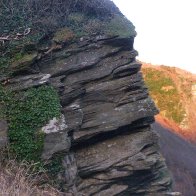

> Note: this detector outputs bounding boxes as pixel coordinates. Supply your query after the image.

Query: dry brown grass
[0,150,63,196]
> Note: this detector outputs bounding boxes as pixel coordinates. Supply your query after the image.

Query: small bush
[105,14,136,38]
[53,28,75,43]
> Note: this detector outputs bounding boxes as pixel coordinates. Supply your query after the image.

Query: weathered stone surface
[74,127,171,195]
[0,119,8,148]
[73,97,157,142]
[2,31,171,195]
[5,73,51,91]
[62,153,79,195]
[43,35,170,195]
[0,1,172,194]
[41,114,71,160]
[9,34,170,194]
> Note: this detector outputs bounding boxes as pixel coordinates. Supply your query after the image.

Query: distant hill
[142,63,196,142]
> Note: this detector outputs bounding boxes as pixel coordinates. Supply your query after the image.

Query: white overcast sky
[112,0,196,74]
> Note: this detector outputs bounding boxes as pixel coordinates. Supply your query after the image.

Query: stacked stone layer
[0,34,172,195]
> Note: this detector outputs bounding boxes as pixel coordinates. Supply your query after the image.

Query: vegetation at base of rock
[44,154,65,190]
[0,149,63,195]
[0,85,61,161]
[142,68,186,124]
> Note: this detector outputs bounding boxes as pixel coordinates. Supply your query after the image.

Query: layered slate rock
[2,33,172,195]
[76,128,170,195]
[1,1,172,194]
[41,114,71,160]
[38,35,170,194]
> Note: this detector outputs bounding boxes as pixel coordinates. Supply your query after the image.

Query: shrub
[0,0,120,35]
[105,14,136,38]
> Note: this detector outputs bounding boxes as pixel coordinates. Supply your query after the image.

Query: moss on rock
[53,28,75,44]
[11,52,38,71]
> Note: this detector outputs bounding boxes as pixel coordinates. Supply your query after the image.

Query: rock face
[54,35,171,195]
[0,1,172,194]
[2,35,171,194]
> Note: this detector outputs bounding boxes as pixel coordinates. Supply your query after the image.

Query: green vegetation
[0,31,44,75]
[0,0,135,76]
[66,13,136,38]
[44,154,65,190]
[53,28,75,43]
[106,15,135,38]
[0,0,120,34]
[142,68,185,124]
[0,85,61,161]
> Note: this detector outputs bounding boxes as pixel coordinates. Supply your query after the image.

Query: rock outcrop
[0,0,172,195]
[1,34,171,195]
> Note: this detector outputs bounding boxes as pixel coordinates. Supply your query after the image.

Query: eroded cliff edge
[0,0,171,195]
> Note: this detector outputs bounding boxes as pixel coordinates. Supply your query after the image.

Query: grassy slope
[142,63,196,142]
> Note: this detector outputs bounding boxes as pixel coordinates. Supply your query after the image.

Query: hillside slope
[142,63,196,142]
[153,122,196,196]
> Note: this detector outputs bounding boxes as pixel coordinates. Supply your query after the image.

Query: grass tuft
[0,148,63,196]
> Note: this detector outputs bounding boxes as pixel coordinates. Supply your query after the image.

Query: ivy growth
[0,85,61,161]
